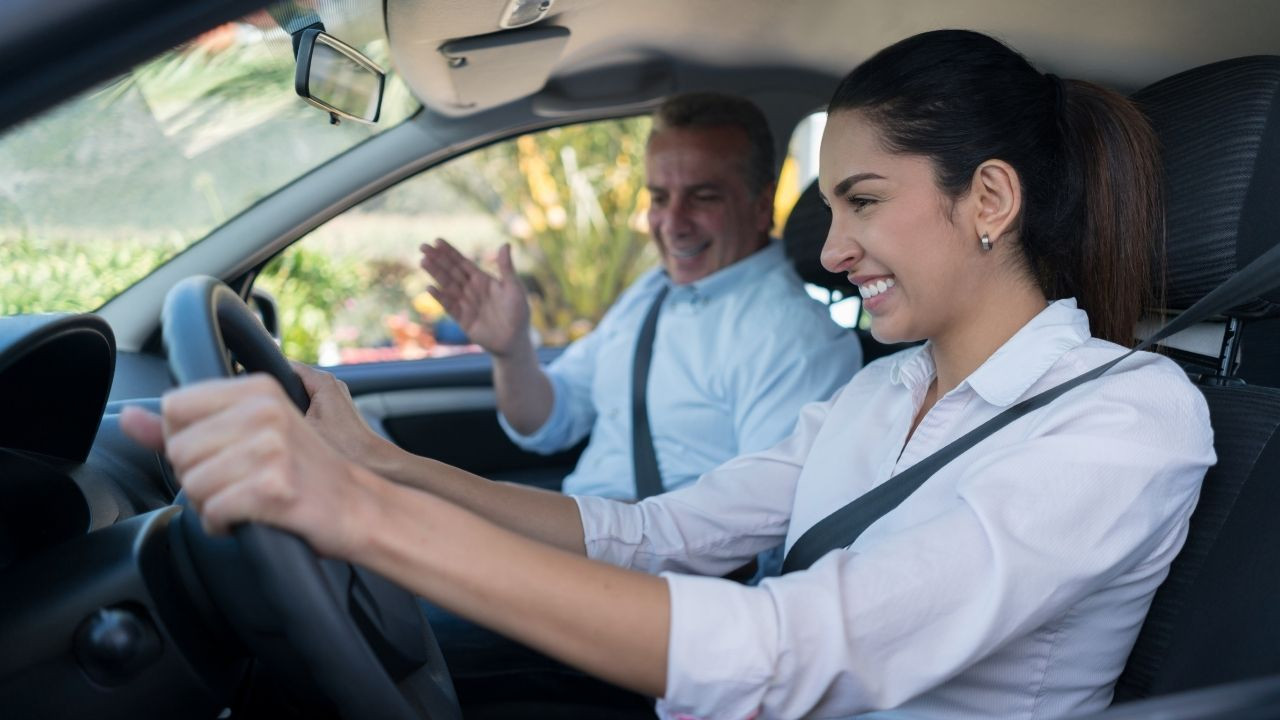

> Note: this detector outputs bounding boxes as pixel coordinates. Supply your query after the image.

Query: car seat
[1109,55,1280,704]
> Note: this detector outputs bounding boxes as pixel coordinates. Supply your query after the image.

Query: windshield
[0,1,417,315]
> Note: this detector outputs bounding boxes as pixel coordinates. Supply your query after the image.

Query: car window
[258,117,658,365]
[0,2,417,316]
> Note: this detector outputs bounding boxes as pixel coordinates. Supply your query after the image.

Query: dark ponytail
[1056,80,1165,345]
[829,30,1164,346]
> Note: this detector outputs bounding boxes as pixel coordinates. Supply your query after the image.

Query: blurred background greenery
[0,13,826,366]
[255,116,657,363]
[0,19,415,321]
[0,14,660,365]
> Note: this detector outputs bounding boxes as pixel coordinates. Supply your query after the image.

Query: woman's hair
[829,29,1163,345]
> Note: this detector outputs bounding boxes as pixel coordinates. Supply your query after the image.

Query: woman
[122,30,1214,719]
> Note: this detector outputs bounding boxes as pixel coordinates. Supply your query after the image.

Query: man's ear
[970,160,1021,244]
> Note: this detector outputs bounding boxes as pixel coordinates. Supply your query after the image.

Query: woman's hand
[120,374,385,560]
[121,374,671,698]
[290,361,395,471]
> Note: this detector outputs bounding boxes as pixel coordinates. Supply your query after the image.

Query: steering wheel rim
[162,275,459,720]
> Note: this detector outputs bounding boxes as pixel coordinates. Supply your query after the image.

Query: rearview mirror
[294,29,385,124]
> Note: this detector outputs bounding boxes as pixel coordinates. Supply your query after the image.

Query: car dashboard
[0,313,249,719]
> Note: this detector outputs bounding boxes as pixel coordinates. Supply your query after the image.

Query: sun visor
[430,26,570,115]
[532,59,674,117]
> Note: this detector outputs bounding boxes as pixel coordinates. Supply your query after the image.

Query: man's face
[645,126,774,285]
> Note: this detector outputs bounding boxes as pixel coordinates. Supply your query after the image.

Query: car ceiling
[5,0,1280,133]
[392,0,1280,116]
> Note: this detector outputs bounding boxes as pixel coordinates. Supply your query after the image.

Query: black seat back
[1114,55,1280,702]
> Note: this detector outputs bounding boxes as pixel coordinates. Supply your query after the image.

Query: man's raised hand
[420,239,531,358]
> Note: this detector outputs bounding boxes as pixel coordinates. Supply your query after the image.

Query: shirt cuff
[657,572,777,720]
[496,371,573,451]
[573,494,645,568]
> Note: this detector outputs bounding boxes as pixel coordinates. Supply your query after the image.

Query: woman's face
[818,110,990,346]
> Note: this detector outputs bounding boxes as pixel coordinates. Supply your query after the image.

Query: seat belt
[782,242,1280,574]
[632,285,669,500]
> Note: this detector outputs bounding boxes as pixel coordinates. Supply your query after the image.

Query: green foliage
[0,22,420,326]
[255,246,364,362]
[0,229,187,314]
[437,118,657,344]
[1,33,645,362]
[0,227,369,362]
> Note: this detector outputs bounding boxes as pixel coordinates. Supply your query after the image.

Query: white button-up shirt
[502,241,862,499]
[575,299,1216,719]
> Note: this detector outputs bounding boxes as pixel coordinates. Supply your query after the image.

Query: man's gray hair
[650,92,777,196]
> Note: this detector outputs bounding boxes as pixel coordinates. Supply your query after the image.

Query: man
[421,92,861,506]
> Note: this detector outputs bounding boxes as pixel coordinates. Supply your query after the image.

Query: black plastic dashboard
[0,313,245,719]
[0,314,117,574]
[0,314,115,462]
[0,315,177,571]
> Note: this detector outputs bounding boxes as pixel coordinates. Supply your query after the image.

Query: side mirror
[294,29,385,124]
[248,288,280,342]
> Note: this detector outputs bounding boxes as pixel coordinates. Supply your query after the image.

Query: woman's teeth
[859,277,895,298]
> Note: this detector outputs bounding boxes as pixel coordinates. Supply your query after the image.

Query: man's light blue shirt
[499,241,862,499]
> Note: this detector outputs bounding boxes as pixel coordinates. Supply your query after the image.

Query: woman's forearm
[355,472,670,696]
[365,441,588,555]
[294,362,578,549]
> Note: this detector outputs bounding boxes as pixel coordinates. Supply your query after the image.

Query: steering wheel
[161,275,460,720]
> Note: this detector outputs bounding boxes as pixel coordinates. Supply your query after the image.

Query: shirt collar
[888,344,935,395]
[663,240,782,301]
[889,298,1092,407]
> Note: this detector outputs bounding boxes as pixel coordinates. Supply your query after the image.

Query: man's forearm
[491,337,555,435]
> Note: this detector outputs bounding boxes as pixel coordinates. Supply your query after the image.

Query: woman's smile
[854,274,897,313]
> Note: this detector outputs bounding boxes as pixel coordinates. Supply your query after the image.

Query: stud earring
[980,232,993,251]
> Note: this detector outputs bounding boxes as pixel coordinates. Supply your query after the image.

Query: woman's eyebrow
[833,172,886,197]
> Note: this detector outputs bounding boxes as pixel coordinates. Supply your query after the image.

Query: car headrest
[1133,55,1280,318]
[782,180,857,296]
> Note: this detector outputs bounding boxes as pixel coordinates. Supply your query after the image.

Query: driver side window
[257,117,657,366]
